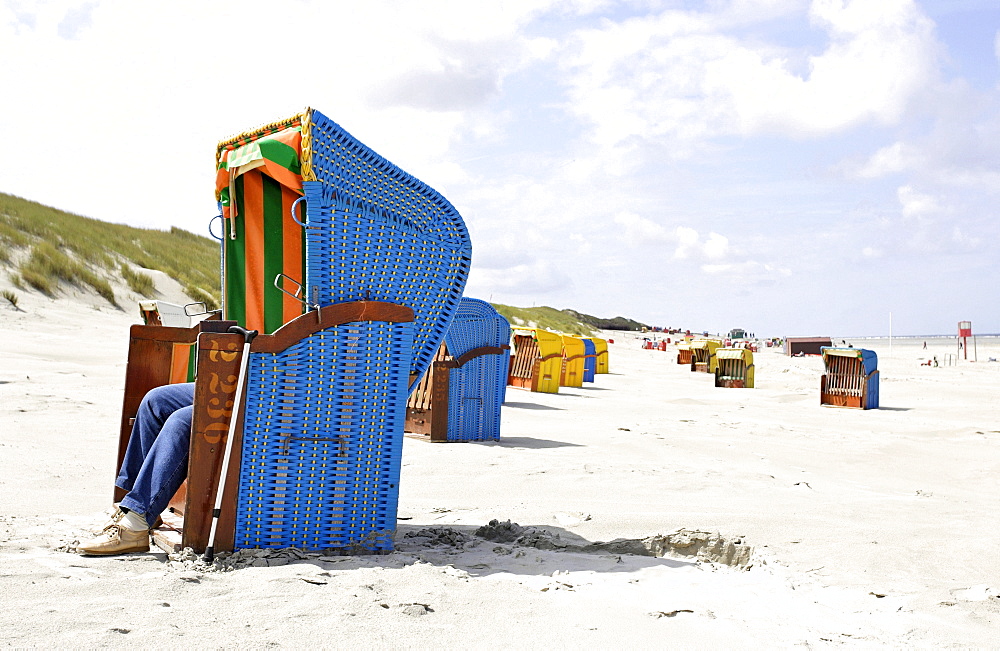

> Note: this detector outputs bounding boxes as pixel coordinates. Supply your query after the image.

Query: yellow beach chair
[508,328,562,393]
[560,336,586,388]
[714,348,755,388]
[593,337,609,374]
[689,339,722,373]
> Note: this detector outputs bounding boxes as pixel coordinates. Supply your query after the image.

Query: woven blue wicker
[302,110,471,384]
[442,298,511,442]
[582,338,597,383]
[234,318,413,552]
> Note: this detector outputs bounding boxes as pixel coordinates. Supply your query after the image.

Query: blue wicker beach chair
[216,108,471,381]
[820,347,879,409]
[234,303,414,551]
[405,297,511,442]
[209,109,471,553]
[123,110,469,555]
[582,338,597,383]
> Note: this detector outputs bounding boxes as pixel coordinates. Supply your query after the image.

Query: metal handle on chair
[291,197,317,228]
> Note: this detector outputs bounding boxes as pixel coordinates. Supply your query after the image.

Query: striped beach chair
[405,298,511,442]
[216,108,471,382]
[714,348,755,388]
[179,109,470,553]
[820,347,879,409]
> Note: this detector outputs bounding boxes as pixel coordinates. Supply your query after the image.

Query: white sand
[2,281,999,646]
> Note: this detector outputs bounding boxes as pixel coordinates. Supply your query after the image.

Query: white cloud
[703,232,730,260]
[951,226,981,249]
[850,141,920,178]
[562,0,939,148]
[613,212,670,245]
[673,226,701,259]
[466,258,572,296]
[897,185,939,218]
[700,260,791,278]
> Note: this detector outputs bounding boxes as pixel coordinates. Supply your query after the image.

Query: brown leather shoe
[78,524,150,556]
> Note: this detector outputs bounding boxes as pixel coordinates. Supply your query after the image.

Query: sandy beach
[1,282,999,647]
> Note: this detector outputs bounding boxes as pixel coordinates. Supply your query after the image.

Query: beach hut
[689,339,721,373]
[714,348,755,388]
[582,338,597,383]
[405,298,512,442]
[593,337,609,374]
[820,347,879,409]
[560,336,587,387]
[117,108,470,554]
[784,337,832,356]
[508,328,563,393]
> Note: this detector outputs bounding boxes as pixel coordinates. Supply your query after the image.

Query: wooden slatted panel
[509,334,540,384]
[825,355,863,397]
[407,344,449,411]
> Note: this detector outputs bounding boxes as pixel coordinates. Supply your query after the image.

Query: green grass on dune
[0,192,220,309]
[491,303,599,336]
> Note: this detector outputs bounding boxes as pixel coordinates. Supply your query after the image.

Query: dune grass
[18,241,117,305]
[120,262,156,296]
[491,303,599,336]
[0,192,220,309]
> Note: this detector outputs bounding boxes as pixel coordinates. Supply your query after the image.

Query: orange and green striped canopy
[216,125,306,334]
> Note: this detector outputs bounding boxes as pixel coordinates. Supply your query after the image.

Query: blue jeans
[116,382,195,520]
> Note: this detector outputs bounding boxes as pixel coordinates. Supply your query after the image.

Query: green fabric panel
[262,175,285,334]
[186,344,197,383]
[258,139,301,174]
[224,176,247,327]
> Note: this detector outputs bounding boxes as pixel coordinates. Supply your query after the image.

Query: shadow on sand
[502,401,563,411]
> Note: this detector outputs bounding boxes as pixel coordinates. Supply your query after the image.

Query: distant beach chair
[689,339,721,373]
[560,336,586,387]
[405,298,511,442]
[118,108,469,554]
[676,343,693,365]
[714,348,755,388]
[820,347,879,409]
[582,338,597,383]
[593,337,609,374]
[508,328,562,393]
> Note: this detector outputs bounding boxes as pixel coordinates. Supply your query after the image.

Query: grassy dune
[0,192,219,309]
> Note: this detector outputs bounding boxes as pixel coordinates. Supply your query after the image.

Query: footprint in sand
[950,585,997,602]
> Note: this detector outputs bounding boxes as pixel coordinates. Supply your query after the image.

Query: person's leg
[115,383,195,493]
[80,383,194,555]
[118,404,193,521]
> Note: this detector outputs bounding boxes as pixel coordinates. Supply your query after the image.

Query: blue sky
[1,0,997,336]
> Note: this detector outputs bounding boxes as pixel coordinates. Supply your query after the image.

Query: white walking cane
[203,325,258,563]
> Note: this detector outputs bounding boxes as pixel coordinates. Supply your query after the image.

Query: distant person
[923,341,927,349]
